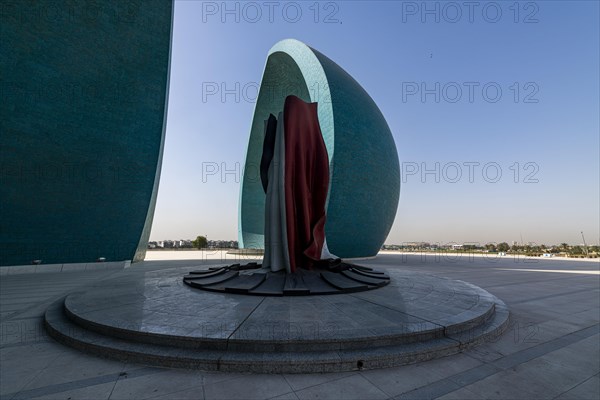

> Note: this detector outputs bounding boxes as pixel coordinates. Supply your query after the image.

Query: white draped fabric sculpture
[261,111,289,272]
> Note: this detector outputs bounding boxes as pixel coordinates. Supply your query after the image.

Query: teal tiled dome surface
[239,39,400,258]
[0,1,172,266]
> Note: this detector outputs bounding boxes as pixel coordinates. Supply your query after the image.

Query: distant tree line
[382,242,599,257]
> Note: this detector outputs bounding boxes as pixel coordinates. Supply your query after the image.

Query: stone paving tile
[559,307,600,327]
[434,386,483,400]
[360,363,440,397]
[282,371,356,391]
[268,392,300,400]
[27,382,115,400]
[145,385,205,400]
[464,313,594,363]
[537,334,600,373]
[109,369,203,400]
[137,368,245,387]
[294,374,388,400]
[395,378,462,400]
[4,368,161,400]
[509,357,592,397]
[0,319,53,348]
[554,373,600,400]
[451,334,599,400]
[410,353,483,380]
[19,349,126,391]
[511,287,600,306]
[0,304,35,312]
[458,365,566,400]
[203,374,292,400]
[0,342,65,397]
[379,325,598,400]
[492,325,598,371]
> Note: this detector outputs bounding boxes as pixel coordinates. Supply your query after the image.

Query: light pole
[581,231,589,257]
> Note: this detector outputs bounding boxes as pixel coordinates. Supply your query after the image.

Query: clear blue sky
[150,1,600,247]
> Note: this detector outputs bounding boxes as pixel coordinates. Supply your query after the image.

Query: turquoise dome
[239,39,399,258]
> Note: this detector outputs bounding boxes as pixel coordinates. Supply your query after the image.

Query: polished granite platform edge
[45,296,510,373]
[43,266,510,373]
[59,268,499,351]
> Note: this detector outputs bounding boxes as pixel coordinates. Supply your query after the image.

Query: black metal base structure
[183,262,390,296]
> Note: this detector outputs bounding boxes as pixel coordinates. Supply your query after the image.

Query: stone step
[45,297,509,374]
[62,292,495,352]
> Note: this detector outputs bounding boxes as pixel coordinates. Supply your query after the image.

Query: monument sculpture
[184,39,400,295]
[238,39,400,258]
[44,38,509,374]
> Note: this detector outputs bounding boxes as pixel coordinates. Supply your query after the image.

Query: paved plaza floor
[1,253,598,399]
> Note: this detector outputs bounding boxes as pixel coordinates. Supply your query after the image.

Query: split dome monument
[44,39,509,372]
[238,39,400,258]
[184,39,400,295]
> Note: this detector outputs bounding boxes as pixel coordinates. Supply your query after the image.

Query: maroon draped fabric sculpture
[260,95,332,273]
[184,98,392,294]
[283,96,330,272]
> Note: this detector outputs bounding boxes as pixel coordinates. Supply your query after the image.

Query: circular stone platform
[44,266,509,373]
